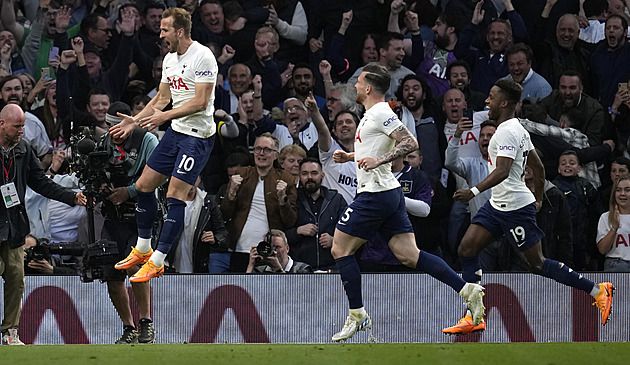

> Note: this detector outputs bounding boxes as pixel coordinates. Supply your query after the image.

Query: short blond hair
[278,144,306,165]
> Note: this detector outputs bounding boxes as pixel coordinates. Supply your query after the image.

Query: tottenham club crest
[400,180,412,194]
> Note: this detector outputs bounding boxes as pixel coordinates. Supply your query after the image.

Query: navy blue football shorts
[472,201,545,251]
[336,187,413,242]
[147,127,215,185]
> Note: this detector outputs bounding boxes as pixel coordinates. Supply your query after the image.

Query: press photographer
[96,102,159,344]
[0,104,86,345]
[246,230,312,274]
[23,236,80,276]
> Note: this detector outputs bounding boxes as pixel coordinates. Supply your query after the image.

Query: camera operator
[246,230,312,273]
[0,104,86,345]
[23,236,79,276]
[99,102,159,344]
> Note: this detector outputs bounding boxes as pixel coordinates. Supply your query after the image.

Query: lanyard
[116,145,125,161]
[3,159,12,180]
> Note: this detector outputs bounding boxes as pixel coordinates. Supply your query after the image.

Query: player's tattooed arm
[376,125,419,166]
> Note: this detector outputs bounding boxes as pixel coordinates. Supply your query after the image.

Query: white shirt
[597,212,630,261]
[271,120,318,151]
[488,118,535,211]
[235,178,269,253]
[443,116,483,190]
[320,138,357,204]
[173,200,196,273]
[355,102,402,194]
[161,41,218,138]
[23,112,52,157]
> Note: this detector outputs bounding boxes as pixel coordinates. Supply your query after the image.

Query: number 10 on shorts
[178,154,195,172]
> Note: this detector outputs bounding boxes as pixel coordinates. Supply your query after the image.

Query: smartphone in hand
[41,67,51,79]
[463,107,473,120]
[49,46,59,61]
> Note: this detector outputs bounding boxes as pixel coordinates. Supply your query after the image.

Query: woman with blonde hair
[278,144,306,186]
[596,175,630,271]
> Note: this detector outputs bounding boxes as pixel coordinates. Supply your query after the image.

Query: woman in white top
[596,175,630,272]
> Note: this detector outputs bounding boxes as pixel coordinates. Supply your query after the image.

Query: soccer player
[444,79,614,335]
[109,8,218,282]
[330,64,484,342]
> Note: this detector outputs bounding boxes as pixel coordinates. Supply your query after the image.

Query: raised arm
[1,0,25,43]
[305,91,332,152]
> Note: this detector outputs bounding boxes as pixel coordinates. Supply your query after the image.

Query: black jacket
[537,181,574,266]
[0,140,76,248]
[285,186,347,270]
[168,191,229,273]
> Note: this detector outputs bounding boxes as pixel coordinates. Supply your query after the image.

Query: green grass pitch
[0,342,626,365]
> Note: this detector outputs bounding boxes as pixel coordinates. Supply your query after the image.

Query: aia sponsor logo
[168,77,189,90]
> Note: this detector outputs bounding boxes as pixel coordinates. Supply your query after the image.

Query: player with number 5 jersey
[329,65,484,342]
[109,8,217,283]
[446,80,614,336]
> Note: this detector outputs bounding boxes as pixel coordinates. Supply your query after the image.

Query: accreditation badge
[1,182,21,208]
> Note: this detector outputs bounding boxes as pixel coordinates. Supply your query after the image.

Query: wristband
[470,186,480,196]
[608,107,620,115]
[253,94,262,98]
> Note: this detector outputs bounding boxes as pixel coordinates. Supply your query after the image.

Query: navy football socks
[460,255,483,284]
[336,255,363,309]
[541,259,595,293]
[136,190,157,239]
[156,197,186,254]
[417,251,466,293]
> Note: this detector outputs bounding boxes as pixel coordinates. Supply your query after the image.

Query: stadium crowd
[1,0,629,343]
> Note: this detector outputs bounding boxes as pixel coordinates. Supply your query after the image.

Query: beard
[303,180,320,195]
[434,34,449,50]
[402,98,422,112]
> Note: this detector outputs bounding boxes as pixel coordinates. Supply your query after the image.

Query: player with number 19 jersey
[487,118,535,212]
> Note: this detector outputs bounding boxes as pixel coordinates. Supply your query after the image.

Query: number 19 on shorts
[510,226,526,247]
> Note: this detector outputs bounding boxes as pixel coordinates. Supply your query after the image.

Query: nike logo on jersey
[176,169,187,175]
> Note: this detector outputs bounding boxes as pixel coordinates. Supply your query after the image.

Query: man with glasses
[220,132,298,272]
[80,13,112,55]
[256,97,318,151]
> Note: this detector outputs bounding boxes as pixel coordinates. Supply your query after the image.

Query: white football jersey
[487,118,536,211]
[354,102,403,194]
[320,138,357,204]
[161,41,217,138]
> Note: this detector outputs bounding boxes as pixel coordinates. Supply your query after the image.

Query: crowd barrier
[3,273,628,344]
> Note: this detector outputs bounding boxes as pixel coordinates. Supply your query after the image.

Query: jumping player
[330,64,485,342]
[444,79,614,335]
[109,8,217,282]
